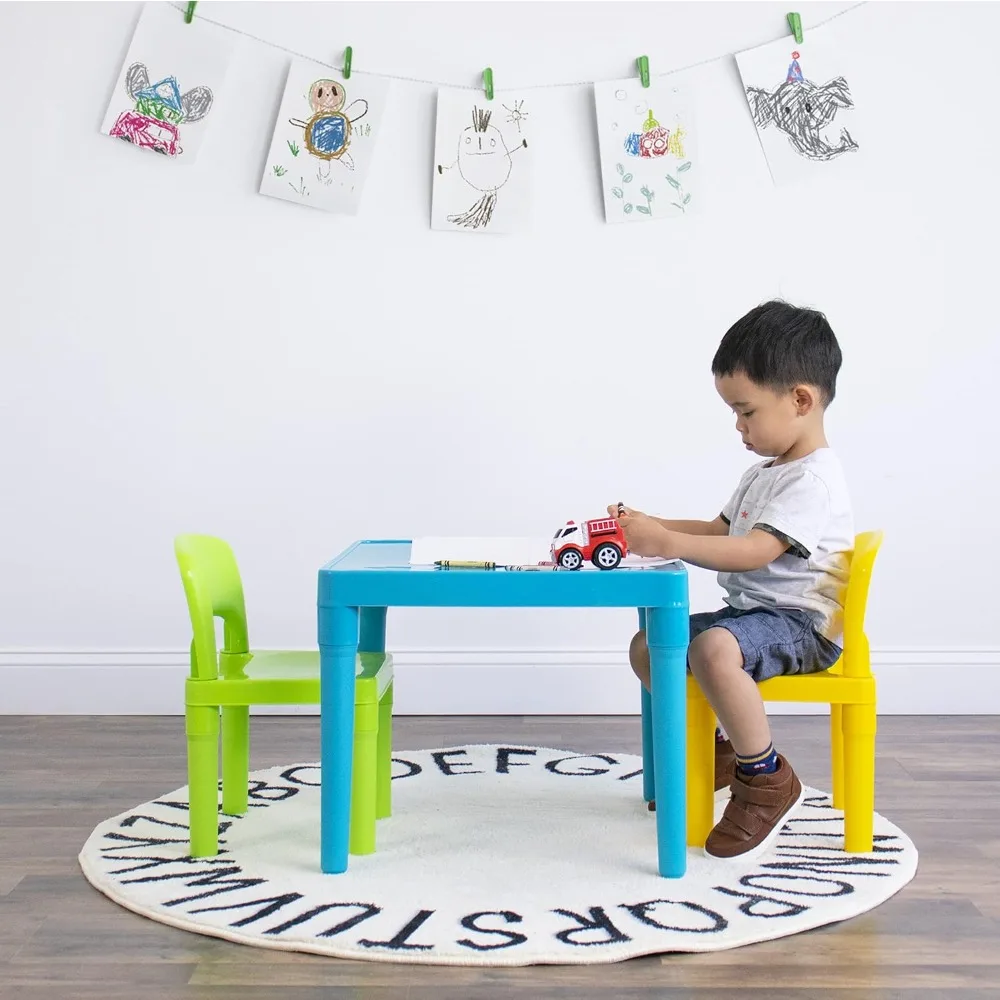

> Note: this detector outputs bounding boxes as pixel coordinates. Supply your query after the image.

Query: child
[612,299,854,861]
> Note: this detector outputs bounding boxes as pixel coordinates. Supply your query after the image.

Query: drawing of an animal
[745,75,858,161]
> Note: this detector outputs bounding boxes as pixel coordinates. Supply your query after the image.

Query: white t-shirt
[718,448,854,643]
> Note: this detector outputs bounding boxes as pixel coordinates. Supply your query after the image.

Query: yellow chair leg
[842,703,876,852]
[221,705,250,816]
[186,705,220,858]
[686,689,716,848]
[350,727,378,855]
[376,683,393,820]
[830,704,845,811]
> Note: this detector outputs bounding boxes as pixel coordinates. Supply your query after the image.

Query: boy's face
[715,371,807,458]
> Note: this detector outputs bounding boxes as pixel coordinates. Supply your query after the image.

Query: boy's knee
[629,629,650,685]
[689,627,744,677]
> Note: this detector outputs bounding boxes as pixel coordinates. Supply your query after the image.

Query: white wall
[2,1,998,714]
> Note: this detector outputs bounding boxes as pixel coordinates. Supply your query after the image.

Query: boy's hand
[607,502,643,519]
[618,510,677,559]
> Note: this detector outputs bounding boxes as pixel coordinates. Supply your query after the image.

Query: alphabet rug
[79,744,917,966]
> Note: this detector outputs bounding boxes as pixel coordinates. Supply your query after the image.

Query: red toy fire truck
[550,518,629,570]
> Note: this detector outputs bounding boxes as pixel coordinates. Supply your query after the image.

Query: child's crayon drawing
[259,57,389,214]
[100,3,234,165]
[431,89,532,234]
[736,28,861,186]
[594,79,697,224]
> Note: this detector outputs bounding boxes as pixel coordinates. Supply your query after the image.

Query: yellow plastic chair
[686,530,883,853]
[174,534,394,858]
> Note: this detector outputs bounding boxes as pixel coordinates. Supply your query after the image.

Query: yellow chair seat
[756,665,875,704]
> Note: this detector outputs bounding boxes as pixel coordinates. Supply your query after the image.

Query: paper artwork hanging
[259,57,390,214]
[594,79,696,223]
[431,89,532,234]
[100,2,235,163]
[736,30,861,186]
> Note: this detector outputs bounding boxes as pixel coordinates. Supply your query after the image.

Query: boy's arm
[662,528,787,572]
[651,516,729,537]
[618,511,787,570]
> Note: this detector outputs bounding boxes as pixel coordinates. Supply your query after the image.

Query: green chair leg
[186,705,220,857]
[221,705,250,816]
[350,728,378,855]
[376,682,393,820]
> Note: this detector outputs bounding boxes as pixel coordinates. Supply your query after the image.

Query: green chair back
[174,534,250,681]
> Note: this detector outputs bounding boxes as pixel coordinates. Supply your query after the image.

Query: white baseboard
[1,648,998,715]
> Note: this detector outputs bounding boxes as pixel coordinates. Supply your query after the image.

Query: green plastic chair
[174,534,394,858]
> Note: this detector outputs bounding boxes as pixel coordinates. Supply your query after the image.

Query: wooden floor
[1,715,998,999]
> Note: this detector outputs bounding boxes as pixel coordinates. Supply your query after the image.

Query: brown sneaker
[704,753,805,861]
[714,738,736,792]
[646,738,738,812]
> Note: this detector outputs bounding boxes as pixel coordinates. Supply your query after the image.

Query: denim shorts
[690,605,842,683]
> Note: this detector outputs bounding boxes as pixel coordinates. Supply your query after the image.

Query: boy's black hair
[711,300,842,405]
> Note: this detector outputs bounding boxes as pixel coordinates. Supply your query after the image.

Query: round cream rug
[79,743,917,966]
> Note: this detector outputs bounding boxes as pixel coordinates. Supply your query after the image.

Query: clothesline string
[166,1,868,90]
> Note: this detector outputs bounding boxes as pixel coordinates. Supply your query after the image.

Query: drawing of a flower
[612,162,637,216]
[666,161,692,213]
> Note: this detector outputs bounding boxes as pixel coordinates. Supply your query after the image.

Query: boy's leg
[630,627,736,797]
[689,626,804,861]
[687,628,771,754]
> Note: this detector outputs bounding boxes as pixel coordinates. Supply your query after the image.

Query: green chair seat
[185,650,392,705]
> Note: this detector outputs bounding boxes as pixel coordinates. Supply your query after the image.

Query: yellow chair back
[841,530,883,677]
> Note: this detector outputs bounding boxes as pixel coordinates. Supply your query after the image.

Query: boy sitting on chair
[613,300,854,861]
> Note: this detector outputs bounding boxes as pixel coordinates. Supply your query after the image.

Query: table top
[318,540,688,609]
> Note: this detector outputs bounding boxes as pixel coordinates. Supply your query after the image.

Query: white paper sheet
[259,57,390,214]
[735,28,861,187]
[410,537,550,567]
[594,77,697,224]
[100,2,235,164]
[431,88,532,233]
[409,537,674,570]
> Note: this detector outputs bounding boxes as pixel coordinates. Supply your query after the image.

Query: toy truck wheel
[558,548,583,570]
[592,542,622,570]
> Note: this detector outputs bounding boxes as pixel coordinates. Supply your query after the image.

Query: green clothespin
[184,1,197,23]
[787,12,803,44]
[636,55,650,89]
[483,67,494,101]
[343,46,353,80]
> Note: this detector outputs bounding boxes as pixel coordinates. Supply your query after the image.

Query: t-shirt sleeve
[753,468,831,559]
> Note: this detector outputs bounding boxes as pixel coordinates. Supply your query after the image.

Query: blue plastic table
[317,540,690,877]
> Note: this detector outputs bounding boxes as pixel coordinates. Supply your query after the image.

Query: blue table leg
[359,606,387,654]
[647,603,689,878]
[641,685,654,805]
[637,608,654,805]
[320,604,359,874]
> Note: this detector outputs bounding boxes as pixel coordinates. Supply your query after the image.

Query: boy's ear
[792,384,818,415]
